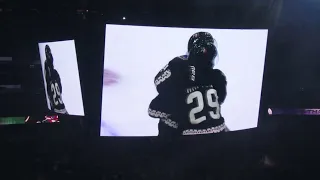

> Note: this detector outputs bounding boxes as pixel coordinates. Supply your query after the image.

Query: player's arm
[219,75,227,104]
[154,57,183,94]
[213,69,227,104]
[44,64,54,106]
[154,64,172,94]
[148,94,171,119]
[44,61,51,84]
[54,70,63,93]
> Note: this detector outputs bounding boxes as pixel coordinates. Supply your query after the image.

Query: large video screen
[38,40,84,116]
[101,24,268,136]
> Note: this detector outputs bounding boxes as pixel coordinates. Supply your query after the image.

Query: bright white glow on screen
[38,40,84,116]
[101,24,268,136]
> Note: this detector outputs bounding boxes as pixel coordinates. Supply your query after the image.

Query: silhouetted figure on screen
[148,32,229,137]
[44,45,68,114]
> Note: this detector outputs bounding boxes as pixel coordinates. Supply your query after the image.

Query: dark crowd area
[1,124,320,180]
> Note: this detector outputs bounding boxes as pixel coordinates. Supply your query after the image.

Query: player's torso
[46,74,66,113]
[173,66,226,135]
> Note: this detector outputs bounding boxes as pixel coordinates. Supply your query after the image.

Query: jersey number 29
[51,82,63,105]
[187,89,220,124]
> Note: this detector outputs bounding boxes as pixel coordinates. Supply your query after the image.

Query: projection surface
[38,40,84,116]
[101,24,268,136]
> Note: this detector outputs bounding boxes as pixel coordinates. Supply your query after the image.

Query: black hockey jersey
[44,61,67,114]
[149,55,227,136]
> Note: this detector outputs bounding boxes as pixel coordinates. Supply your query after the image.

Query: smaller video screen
[38,40,84,116]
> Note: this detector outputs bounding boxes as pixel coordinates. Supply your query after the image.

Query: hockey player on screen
[44,45,68,114]
[148,32,229,137]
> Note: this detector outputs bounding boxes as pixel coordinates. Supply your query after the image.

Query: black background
[1,0,320,178]
[1,0,320,134]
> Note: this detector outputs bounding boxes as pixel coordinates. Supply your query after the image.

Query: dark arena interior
[1,0,320,179]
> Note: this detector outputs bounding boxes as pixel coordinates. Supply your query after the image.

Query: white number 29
[51,82,63,105]
[186,89,220,124]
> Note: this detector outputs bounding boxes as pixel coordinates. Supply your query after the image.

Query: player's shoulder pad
[212,69,227,80]
[53,69,60,77]
[169,55,188,66]
[178,55,188,60]
[212,69,225,76]
[44,60,48,67]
